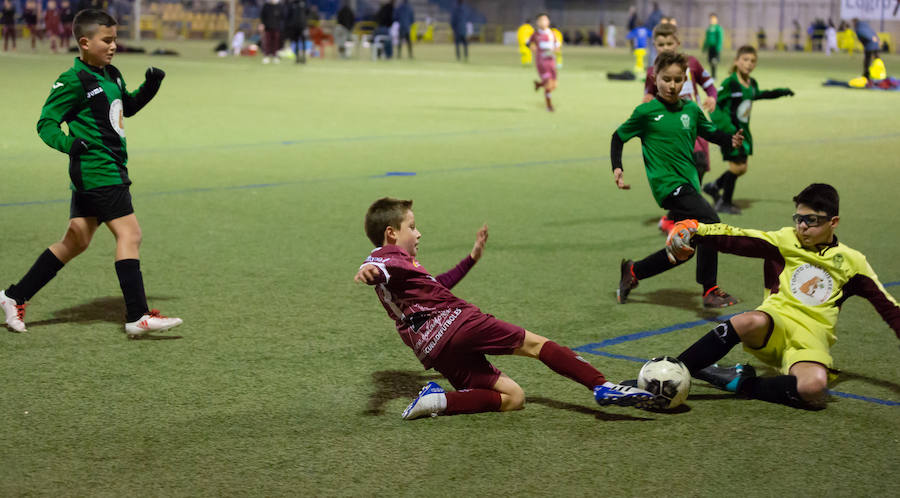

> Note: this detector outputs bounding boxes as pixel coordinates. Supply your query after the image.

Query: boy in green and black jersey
[1,9,182,337]
[610,52,744,309]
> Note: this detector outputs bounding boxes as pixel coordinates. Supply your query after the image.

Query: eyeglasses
[793,213,831,227]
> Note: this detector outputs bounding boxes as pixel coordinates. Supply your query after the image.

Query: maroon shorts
[430,313,525,390]
[536,58,557,82]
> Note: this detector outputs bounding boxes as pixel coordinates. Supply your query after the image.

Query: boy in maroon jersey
[355,198,659,420]
[643,23,718,233]
[528,12,559,111]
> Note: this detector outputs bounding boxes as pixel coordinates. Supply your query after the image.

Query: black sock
[715,170,736,193]
[6,249,65,304]
[737,375,811,409]
[677,320,741,374]
[115,259,149,322]
[721,172,738,204]
[632,248,678,280]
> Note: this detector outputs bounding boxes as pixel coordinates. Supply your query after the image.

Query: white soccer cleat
[401,382,446,420]
[594,381,659,409]
[1,290,27,333]
[125,309,183,337]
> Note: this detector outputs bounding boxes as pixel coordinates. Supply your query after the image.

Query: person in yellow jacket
[551,26,563,68]
[517,20,534,65]
[664,184,900,410]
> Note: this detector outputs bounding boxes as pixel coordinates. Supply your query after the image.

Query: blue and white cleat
[401,381,446,420]
[594,381,659,409]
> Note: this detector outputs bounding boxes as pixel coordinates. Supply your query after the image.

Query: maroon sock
[444,389,502,415]
[538,341,606,389]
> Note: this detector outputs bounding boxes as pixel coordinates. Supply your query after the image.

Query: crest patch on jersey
[108,99,125,138]
[789,263,834,306]
[680,114,691,129]
[737,100,752,123]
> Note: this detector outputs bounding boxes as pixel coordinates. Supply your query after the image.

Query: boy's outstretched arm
[610,131,630,190]
[839,261,900,339]
[755,88,794,100]
[698,114,743,149]
[122,67,166,117]
[354,264,386,285]
[436,224,488,289]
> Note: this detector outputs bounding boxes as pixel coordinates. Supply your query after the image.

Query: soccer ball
[637,356,691,409]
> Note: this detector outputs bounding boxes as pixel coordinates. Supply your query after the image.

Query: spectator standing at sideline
[644,2,663,67]
[451,0,468,61]
[853,18,881,79]
[284,0,307,64]
[335,2,354,58]
[374,0,394,59]
[60,0,75,49]
[1,0,15,51]
[259,0,284,64]
[394,0,413,58]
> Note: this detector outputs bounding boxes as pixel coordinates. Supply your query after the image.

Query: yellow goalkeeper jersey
[696,224,900,346]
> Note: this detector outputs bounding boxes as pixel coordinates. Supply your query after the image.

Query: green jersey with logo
[616,98,720,206]
[702,24,724,54]
[37,57,157,191]
[710,72,758,159]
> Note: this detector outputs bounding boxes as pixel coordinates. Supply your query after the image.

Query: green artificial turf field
[1,41,899,496]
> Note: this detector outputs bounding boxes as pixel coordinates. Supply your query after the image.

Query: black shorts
[661,184,719,224]
[70,185,134,223]
[720,143,749,164]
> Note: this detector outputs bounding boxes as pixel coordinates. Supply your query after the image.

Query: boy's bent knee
[791,362,829,407]
[500,388,526,411]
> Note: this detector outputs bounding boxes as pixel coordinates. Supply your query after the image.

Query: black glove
[145,67,166,84]
[778,88,794,97]
[69,138,89,156]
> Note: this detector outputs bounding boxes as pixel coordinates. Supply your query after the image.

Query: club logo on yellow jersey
[789,263,834,306]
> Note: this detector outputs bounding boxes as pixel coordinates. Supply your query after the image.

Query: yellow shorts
[743,305,834,374]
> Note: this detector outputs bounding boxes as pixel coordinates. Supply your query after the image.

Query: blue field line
[0,154,605,208]
[574,284,900,407]
[135,129,900,155]
[585,347,900,406]
[827,390,900,406]
[574,313,737,351]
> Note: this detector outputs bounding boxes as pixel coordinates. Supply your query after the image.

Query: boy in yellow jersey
[665,184,900,409]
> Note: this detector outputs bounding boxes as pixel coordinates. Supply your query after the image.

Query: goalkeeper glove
[665,219,699,263]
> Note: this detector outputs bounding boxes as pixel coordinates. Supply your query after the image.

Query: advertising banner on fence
[841,0,900,22]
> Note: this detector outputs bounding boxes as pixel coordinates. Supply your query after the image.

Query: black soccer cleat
[714,199,742,215]
[702,182,721,204]
[616,259,639,304]
[694,363,757,392]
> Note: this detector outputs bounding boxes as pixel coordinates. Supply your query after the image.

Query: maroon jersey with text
[529,28,558,61]
[645,54,716,102]
[361,245,480,368]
